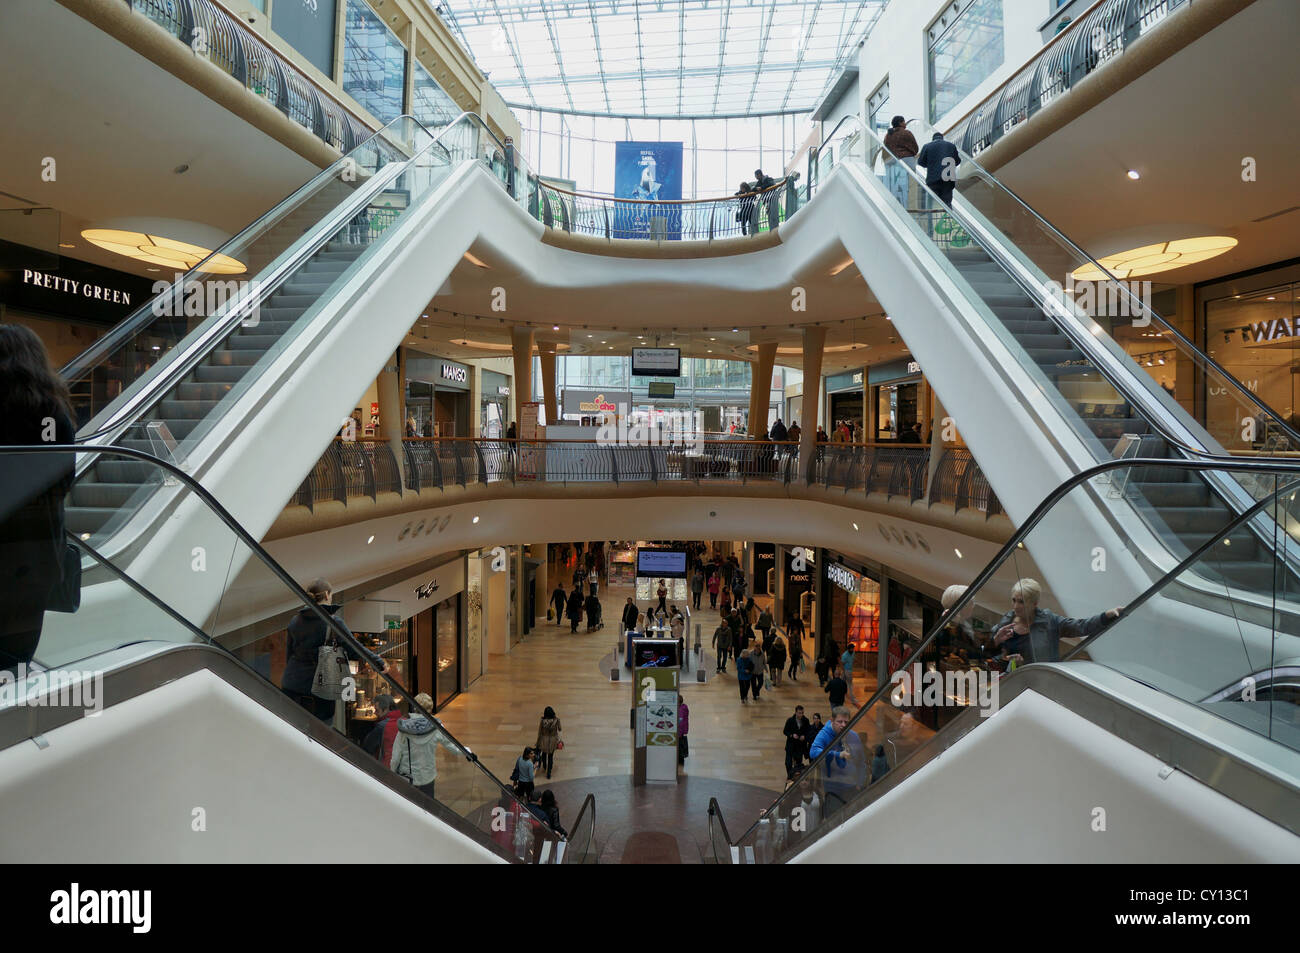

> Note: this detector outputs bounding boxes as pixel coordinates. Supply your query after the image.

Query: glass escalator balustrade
[0,443,570,863]
[707,458,1300,863]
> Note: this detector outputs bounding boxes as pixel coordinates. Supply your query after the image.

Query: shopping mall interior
[1,0,1299,867]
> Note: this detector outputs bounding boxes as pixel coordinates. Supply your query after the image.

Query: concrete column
[376,351,404,484]
[510,327,535,429]
[797,326,827,482]
[748,342,777,436]
[1175,283,1197,420]
[773,545,785,625]
[538,345,559,425]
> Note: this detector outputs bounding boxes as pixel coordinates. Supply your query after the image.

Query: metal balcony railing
[944,0,1192,157]
[125,0,374,153]
[291,437,1002,518]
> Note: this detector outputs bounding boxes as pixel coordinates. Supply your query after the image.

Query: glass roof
[437,0,887,118]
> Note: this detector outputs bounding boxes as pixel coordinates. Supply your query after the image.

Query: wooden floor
[435,568,935,840]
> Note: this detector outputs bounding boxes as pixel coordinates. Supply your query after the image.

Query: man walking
[691,570,704,611]
[713,620,732,673]
[917,130,961,217]
[621,597,639,635]
[783,705,811,780]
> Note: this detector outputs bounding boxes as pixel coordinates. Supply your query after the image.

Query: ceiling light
[1126,170,1141,180]
[1072,237,1237,280]
[954,548,963,559]
[58,242,75,249]
[462,251,489,268]
[367,535,375,544]
[552,325,560,331]
[587,334,593,338]
[81,228,245,274]
[472,515,480,524]
[451,338,569,352]
[852,522,859,531]
[731,327,739,333]
[829,258,854,276]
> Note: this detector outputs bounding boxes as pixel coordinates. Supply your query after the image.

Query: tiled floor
[435,569,933,859]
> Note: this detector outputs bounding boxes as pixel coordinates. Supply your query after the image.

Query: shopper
[809,706,867,813]
[584,589,602,632]
[677,694,690,765]
[621,597,639,635]
[731,573,745,606]
[815,425,829,443]
[282,578,384,723]
[991,578,1123,664]
[551,584,568,626]
[806,712,825,763]
[535,706,563,780]
[757,606,774,647]
[362,694,402,764]
[882,115,919,209]
[783,705,811,780]
[707,571,720,609]
[768,635,787,688]
[391,692,459,799]
[840,643,858,706]
[719,585,732,617]
[769,418,788,442]
[538,790,567,837]
[734,181,756,235]
[713,620,732,673]
[755,168,779,232]
[787,421,801,443]
[917,130,961,210]
[669,605,685,641]
[736,643,754,702]
[691,570,704,611]
[656,578,669,613]
[513,746,537,800]
[824,663,848,709]
[786,615,804,681]
[748,639,766,699]
[0,325,76,671]
[566,586,584,633]
[870,744,890,784]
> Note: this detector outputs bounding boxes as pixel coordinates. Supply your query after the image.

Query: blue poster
[613,141,683,240]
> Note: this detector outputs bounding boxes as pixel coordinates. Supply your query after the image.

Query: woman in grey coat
[391,692,460,799]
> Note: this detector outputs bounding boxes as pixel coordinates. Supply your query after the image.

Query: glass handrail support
[0,442,568,862]
[710,456,1300,862]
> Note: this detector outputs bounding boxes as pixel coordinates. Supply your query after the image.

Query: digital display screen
[647,381,676,398]
[636,548,687,578]
[632,639,680,668]
[632,347,681,377]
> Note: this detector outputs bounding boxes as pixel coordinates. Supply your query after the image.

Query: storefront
[869,358,924,442]
[752,543,776,595]
[480,369,511,438]
[0,240,157,422]
[406,353,472,438]
[1200,260,1300,440]
[821,555,882,686]
[824,368,865,438]
[346,558,466,717]
[780,545,816,630]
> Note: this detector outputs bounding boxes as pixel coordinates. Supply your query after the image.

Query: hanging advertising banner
[613,141,683,240]
[518,401,542,481]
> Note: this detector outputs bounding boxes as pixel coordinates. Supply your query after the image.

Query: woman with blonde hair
[392,691,459,799]
[991,578,1124,664]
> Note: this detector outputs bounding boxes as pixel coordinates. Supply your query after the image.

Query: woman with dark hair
[535,705,562,779]
[538,789,567,837]
[0,325,77,670]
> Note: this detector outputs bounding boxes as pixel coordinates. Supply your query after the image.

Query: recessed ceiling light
[1126,170,1140,180]
[731,327,739,333]
[552,325,560,331]
[954,548,963,558]
[58,242,75,249]
[587,334,593,338]
[472,515,480,524]
[462,251,489,268]
[367,535,375,544]
[852,522,859,531]
[146,267,160,272]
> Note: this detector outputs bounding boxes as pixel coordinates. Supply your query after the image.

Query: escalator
[815,115,1300,627]
[0,443,596,863]
[707,457,1300,863]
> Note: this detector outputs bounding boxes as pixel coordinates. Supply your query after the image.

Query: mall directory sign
[632,639,680,785]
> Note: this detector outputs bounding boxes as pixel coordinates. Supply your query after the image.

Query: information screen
[636,548,687,578]
[631,347,681,377]
[647,381,676,398]
[632,639,681,668]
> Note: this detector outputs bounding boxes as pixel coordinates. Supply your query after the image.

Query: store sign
[497,385,510,395]
[441,363,468,383]
[827,562,860,594]
[415,578,441,600]
[21,269,135,305]
[907,361,920,374]
[562,388,632,416]
[1243,318,1300,346]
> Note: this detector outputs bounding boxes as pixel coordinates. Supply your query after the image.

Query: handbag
[556,740,564,751]
[46,543,82,613]
[311,632,350,700]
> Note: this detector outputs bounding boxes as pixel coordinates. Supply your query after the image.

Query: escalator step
[69,482,144,509]
[94,460,157,483]
[1129,482,1207,505]
[174,382,235,402]
[64,507,123,537]
[191,364,250,383]
[156,399,220,419]
[207,349,263,367]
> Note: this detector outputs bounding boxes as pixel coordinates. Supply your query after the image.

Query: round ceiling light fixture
[450,338,570,352]
[1072,236,1237,280]
[81,228,245,274]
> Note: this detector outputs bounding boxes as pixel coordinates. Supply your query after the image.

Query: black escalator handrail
[834,111,1298,463]
[60,114,425,384]
[724,453,1300,848]
[0,442,549,830]
[706,796,736,862]
[563,793,597,862]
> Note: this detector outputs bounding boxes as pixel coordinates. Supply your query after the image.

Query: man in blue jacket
[809,707,867,815]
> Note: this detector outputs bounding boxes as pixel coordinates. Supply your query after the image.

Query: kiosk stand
[631,637,680,785]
